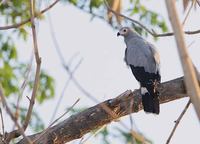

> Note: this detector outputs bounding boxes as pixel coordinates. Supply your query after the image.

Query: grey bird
[117,27,161,114]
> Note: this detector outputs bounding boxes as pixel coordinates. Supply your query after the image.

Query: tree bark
[17,76,189,144]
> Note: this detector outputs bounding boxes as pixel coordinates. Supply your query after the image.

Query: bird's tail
[141,81,160,114]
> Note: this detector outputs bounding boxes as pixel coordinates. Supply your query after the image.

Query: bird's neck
[124,33,143,46]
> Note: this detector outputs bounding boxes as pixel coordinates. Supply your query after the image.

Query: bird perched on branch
[117,27,161,114]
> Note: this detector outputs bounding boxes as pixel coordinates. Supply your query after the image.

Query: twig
[165,0,200,120]
[0,108,5,137]
[0,0,60,30]
[187,40,195,49]
[129,112,138,143]
[3,2,42,141]
[0,84,32,143]
[14,54,33,127]
[166,100,191,144]
[196,0,200,7]
[33,98,80,143]
[49,59,83,124]
[80,125,106,144]
[182,0,194,26]
[103,0,200,37]
[119,119,149,144]
[67,52,80,67]
[129,99,134,130]
[47,11,67,68]
[104,0,154,34]
[47,7,98,103]
[22,0,41,131]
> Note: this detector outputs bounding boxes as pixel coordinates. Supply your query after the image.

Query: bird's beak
[117,32,120,36]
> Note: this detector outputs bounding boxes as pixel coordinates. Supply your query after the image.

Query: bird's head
[117,27,131,37]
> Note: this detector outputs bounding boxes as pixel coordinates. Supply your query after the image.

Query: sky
[2,0,200,144]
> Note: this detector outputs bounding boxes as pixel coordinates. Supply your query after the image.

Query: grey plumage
[123,28,160,74]
[117,27,161,114]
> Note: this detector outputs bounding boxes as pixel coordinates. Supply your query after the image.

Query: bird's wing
[124,48,129,66]
[148,43,160,72]
[126,38,159,74]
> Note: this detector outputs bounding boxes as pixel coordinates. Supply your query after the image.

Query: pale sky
[3,0,200,144]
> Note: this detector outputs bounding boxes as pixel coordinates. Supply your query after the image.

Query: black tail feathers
[141,82,160,114]
[142,92,159,114]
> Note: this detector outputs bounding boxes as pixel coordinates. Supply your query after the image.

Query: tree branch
[165,0,200,120]
[166,99,191,144]
[104,0,200,37]
[0,84,31,143]
[5,1,42,142]
[0,0,60,30]
[182,0,194,26]
[17,76,190,144]
[22,0,41,131]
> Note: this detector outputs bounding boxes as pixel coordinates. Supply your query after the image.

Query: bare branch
[165,0,200,120]
[0,108,5,137]
[47,9,99,103]
[17,76,190,144]
[104,0,200,37]
[7,0,42,141]
[23,0,41,131]
[182,0,194,26]
[49,59,83,124]
[0,0,60,30]
[80,125,106,144]
[196,0,200,7]
[14,54,33,127]
[33,98,80,143]
[0,84,32,143]
[166,100,191,144]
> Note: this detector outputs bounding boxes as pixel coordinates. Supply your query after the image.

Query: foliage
[0,36,18,96]
[28,71,55,104]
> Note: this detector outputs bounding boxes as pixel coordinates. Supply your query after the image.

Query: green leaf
[150,13,158,25]
[36,71,55,103]
[158,21,168,32]
[90,0,103,10]
[18,27,28,41]
[69,0,77,5]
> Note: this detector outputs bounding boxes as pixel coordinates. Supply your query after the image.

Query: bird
[117,27,161,114]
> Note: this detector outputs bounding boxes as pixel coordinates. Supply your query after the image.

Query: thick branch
[17,76,188,144]
[166,0,200,119]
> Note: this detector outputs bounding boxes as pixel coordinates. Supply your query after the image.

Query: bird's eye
[123,29,127,32]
